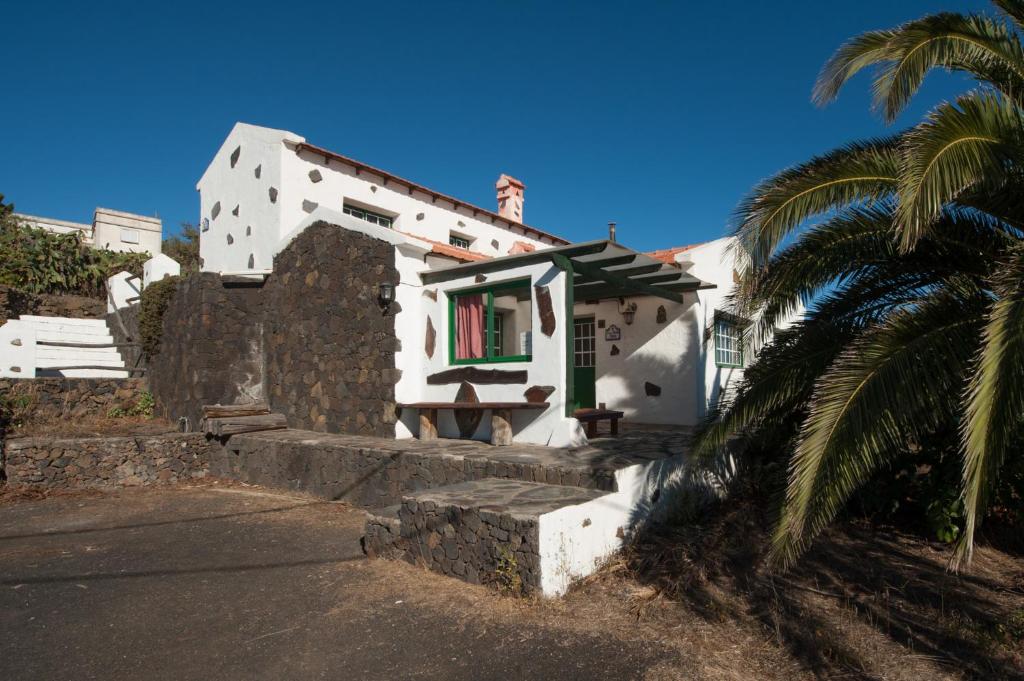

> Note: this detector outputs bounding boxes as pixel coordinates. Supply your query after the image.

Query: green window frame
[714,317,743,368]
[449,234,471,249]
[448,278,532,365]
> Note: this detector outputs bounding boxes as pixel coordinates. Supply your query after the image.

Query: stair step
[19,315,109,328]
[378,479,612,595]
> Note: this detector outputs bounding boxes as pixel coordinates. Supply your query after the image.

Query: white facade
[15,208,163,255]
[195,123,776,445]
[197,123,564,275]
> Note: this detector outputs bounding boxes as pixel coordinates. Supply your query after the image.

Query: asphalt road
[0,486,675,680]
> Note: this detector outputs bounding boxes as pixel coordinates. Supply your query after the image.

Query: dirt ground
[1,483,1021,681]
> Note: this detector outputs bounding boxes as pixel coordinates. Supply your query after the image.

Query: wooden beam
[568,257,684,303]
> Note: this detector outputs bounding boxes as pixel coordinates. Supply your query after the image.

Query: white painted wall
[537,452,687,596]
[576,294,702,426]
[92,208,162,255]
[106,272,142,312]
[397,259,580,446]
[142,253,180,289]
[197,122,563,275]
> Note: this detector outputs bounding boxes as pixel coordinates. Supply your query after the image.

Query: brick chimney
[495,174,525,223]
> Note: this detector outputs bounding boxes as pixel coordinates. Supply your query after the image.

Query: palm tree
[693,0,1024,570]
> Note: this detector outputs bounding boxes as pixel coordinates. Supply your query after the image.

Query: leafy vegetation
[107,391,155,419]
[693,0,1024,570]
[138,275,179,358]
[0,194,147,298]
[161,223,201,273]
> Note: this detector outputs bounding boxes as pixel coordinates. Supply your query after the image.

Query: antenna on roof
[608,221,617,243]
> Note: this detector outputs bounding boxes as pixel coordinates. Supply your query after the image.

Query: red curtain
[455,294,485,359]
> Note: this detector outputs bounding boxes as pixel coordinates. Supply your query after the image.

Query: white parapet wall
[107,271,143,312]
[0,321,37,378]
[143,253,181,289]
[536,453,685,596]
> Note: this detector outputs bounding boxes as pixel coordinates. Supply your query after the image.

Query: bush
[139,275,180,357]
[0,202,148,298]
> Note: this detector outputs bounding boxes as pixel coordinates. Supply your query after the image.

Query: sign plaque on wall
[604,324,621,341]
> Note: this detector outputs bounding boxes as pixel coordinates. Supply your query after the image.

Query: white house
[196,123,757,447]
[15,207,163,255]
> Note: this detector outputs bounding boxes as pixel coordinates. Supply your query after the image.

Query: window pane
[491,283,532,358]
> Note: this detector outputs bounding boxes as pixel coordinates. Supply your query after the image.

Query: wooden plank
[205,413,286,436]
[399,402,548,410]
[37,341,141,349]
[202,403,271,419]
[426,367,528,385]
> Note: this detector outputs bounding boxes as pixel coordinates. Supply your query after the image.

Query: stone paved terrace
[221,426,692,500]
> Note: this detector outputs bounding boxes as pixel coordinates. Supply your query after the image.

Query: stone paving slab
[409,479,608,520]
[235,426,691,477]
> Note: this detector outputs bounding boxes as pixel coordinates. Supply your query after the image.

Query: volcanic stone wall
[149,273,265,430]
[150,221,400,437]
[4,433,213,488]
[263,221,400,436]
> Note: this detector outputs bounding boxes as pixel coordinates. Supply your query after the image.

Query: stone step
[365,478,632,597]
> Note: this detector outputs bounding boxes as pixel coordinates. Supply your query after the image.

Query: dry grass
[7,415,178,439]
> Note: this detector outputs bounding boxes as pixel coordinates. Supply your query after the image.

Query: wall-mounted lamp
[378,282,395,312]
[618,297,637,325]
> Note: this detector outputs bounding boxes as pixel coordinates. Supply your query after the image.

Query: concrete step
[366,478,624,596]
[19,315,109,328]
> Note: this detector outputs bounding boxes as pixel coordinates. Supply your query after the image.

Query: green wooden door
[573,318,596,410]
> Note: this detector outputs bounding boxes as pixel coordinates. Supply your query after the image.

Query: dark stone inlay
[425,316,436,359]
[535,285,555,337]
[454,381,482,439]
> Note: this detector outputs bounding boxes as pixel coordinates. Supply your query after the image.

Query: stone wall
[148,273,265,430]
[150,220,400,438]
[0,285,106,325]
[4,433,213,488]
[0,378,148,422]
[263,221,400,436]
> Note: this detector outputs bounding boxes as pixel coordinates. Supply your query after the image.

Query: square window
[450,280,532,364]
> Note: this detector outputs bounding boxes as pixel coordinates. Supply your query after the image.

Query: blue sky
[0,0,991,251]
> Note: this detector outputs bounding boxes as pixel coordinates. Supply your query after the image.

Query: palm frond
[955,243,1024,568]
[733,138,900,270]
[814,11,1024,121]
[770,290,987,569]
[897,91,1024,250]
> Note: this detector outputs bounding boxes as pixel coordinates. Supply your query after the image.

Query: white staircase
[20,315,131,378]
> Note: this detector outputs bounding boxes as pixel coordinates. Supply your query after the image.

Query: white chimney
[495,174,525,223]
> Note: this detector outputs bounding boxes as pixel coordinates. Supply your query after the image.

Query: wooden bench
[398,402,549,446]
[574,408,625,438]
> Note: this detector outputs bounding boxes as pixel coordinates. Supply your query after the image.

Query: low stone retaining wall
[4,433,213,488]
[0,378,148,420]
[0,286,106,325]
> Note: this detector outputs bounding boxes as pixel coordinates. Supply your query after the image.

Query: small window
[120,229,140,244]
[449,234,471,249]
[450,279,532,364]
[343,203,393,229]
[714,317,743,368]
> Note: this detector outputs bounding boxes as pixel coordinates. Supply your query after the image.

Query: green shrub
[139,276,180,357]
[107,391,155,419]
[0,207,148,298]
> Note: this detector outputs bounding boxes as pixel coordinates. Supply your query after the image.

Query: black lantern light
[378,282,395,311]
